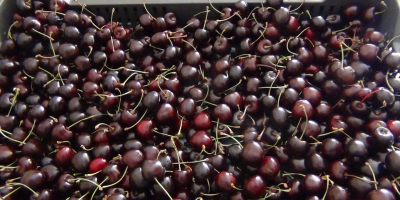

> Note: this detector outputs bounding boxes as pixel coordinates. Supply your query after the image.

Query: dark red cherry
[241,141,264,167]
[243,175,266,198]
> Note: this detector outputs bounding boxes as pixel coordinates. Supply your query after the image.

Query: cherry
[21,169,47,191]
[190,130,213,151]
[366,188,396,200]
[347,175,374,199]
[129,167,149,191]
[326,185,351,200]
[193,112,212,130]
[142,159,165,180]
[55,146,75,167]
[243,175,266,198]
[372,127,394,149]
[156,103,176,124]
[385,150,400,176]
[241,141,264,167]
[120,150,143,170]
[273,7,290,26]
[302,174,325,195]
[359,44,379,62]
[258,156,280,180]
[215,171,237,192]
[71,151,90,173]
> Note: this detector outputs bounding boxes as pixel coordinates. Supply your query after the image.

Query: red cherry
[54,146,75,167]
[190,130,212,151]
[193,112,212,130]
[89,158,108,173]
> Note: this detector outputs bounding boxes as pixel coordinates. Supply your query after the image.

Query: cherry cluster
[0,0,400,199]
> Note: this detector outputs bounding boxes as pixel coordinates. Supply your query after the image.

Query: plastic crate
[0,0,400,50]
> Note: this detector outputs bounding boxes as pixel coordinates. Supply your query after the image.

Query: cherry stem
[300,10,310,19]
[208,0,224,15]
[340,43,345,69]
[283,172,305,177]
[80,145,93,151]
[257,126,267,140]
[341,42,357,53]
[252,13,264,28]
[259,85,288,89]
[216,12,240,22]
[214,135,243,140]
[7,183,38,196]
[220,79,242,94]
[7,88,20,117]
[295,27,309,39]
[233,54,252,60]
[8,21,19,39]
[154,178,173,200]
[153,129,175,137]
[89,19,102,30]
[69,178,103,191]
[171,137,185,170]
[290,0,305,12]
[1,186,20,199]
[361,88,383,103]
[321,175,330,200]
[75,0,97,16]
[247,6,259,19]
[170,22,194,35]
[392,182,400,196]
[124,109,148,131]
[332,22,353,34]
[35,54,60,59]
[299,105,308,140]
[168,35,188,39]
[181,39,196,51]
[172,158,208,165]
[0,128,12,136]
[203,6,210,29]
[86,46,93,58]
[231,183,242,191]
[269,70,281,96]
[375,1,388,15]
[6,177,20,184]
[265,187,291,192]
[266,136,281,149]
[266,59,286,69]
[95,123,114,130]
[220,132,243,148]
[0,129,25,145]
[20,119,36,145]
[68,114,107,129]
[201,101,217,107]
[385,70,395,92]
[78,191,90,200]
[276,86,285,108]
[365,162,378,190]
[201,192,220,196]
[345,173,378,184]
[238,105,249,120]
[384,35,400,49]
[102,166,128,189]
[110,8,115,28]
[32,29,54,41]
[214,119,220,155]
[247,114,256,125]
[85,170,102,177]
[251,22,269,45]
[131,90,144,113]
[90,177,108,200]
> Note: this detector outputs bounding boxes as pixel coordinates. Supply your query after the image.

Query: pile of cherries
[1,0,400,199]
